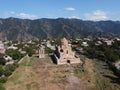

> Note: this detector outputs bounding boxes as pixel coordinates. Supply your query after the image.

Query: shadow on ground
[103,75,120,84]
[50,55,57,64]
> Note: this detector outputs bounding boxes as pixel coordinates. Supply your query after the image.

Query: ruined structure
[0,41,5,54]
[53,38,82,64]
[39,45,45,58]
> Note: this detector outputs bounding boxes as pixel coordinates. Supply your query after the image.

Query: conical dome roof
[60,37,68,45]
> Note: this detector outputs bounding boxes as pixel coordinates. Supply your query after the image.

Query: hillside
[4,55,99,90]
[5,55,120,90]
[0,17,120,40]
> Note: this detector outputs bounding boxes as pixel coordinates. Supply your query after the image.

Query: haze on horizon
[0,0,120,21]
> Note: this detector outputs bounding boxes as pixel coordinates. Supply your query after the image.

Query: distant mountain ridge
[0,17,120,40]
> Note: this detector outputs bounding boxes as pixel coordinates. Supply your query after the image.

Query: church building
[53,38,82,65]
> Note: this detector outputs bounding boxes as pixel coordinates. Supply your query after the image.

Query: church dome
[60,37,68,45]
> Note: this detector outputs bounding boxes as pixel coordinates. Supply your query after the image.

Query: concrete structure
[81,42,88,47]
[46,40,55,50]
[54,38,82,65]
[39,45,45,58]
[6,60,14,65]
[7,45,18,50]
[115,61,120,70]
[104,40,113,45]
[3,55,12,60]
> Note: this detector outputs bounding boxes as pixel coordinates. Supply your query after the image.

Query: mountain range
[0,17,120,41]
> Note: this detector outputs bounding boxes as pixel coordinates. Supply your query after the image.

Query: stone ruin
[53,38,82,65]
[39,45,45,58]
[0,41,5,54]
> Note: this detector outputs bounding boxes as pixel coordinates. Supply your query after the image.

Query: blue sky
[0,0,120,21]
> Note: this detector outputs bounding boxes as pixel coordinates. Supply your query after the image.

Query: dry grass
[5,55,119,90]
[93,59,120,90]
[5,56,67,90]
[4,56,95,90]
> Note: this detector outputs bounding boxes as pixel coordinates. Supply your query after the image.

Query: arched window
[60,49,63,52]
[67,60,70,63]
[66,50,68,54]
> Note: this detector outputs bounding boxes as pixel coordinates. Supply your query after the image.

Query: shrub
[0,77,8,83]
[0,67,4,77]
[3,69,12,77]
[0,83,5,90]
[0,59,6,65]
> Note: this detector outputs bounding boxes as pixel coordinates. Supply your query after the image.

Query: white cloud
[84,10,109,21]
[4,11,15,16]
[69,15,80,19]
[17,13,38,19]
[9,11,15,14]
[64,7,76,11]
[3,11,38,19]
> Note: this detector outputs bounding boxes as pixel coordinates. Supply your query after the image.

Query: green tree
[3,69,12,77]
[6,49,24,60]
[0,66,4,77]
[0,59,6,65]
[5,64,18,72]
[23,47,35,56]
[45,47,53,54]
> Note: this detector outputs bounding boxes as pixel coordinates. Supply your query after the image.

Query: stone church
[53,38,82,64]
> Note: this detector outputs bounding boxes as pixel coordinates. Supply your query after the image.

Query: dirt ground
[5,55,119,90]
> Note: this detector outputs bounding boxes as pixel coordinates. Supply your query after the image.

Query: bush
[3,69,12,77]
[0,59,6,65]
[5,64,17,72]
[45,47,53,54]
[3,63,18,77]
[0,77,8,83]
[24,48,34,56]
[6,49,23,60]
[0,83,5,90]
[0,67,4,77]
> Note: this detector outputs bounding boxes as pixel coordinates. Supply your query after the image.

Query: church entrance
[67,60,70,64]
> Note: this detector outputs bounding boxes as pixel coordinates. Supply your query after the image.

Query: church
[53,38,82,65]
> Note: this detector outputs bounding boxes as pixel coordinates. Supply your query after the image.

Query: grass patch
[9,75,19,84]
[93,59,120,90]
[26,83,31,90]
[28,57,41,66]
[19,55,30,66]
[28,56,52,66]
[26,82,39,90]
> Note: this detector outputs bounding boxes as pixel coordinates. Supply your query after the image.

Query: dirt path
[79,58,97,90]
